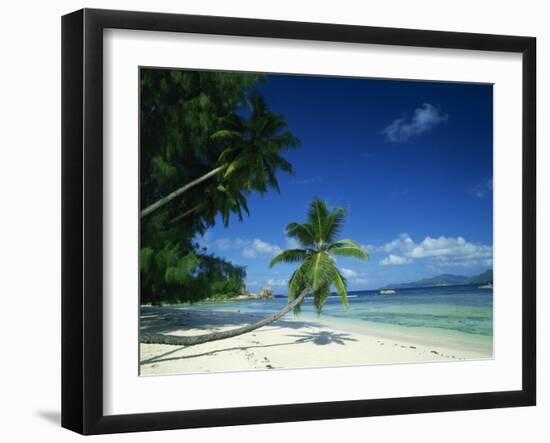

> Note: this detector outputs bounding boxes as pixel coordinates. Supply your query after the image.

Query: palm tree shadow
[140,307,324,336]
[287,330,358,346]
[140,330,358,367]
[141,341,298,365]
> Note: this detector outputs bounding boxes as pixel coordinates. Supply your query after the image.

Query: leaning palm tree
[269,198,369,314]
[168,181,252,227]
[140,198,368,346]
[141,93,300,218]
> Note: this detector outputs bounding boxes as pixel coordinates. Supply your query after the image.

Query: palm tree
[140,198,368,346]
[141,93,300,218]
[269,198,369,314]
[168,181,251,227]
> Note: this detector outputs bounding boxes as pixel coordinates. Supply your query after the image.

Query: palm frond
[250,92,267,116]
[271,155,294,175]
[322,206,346,244]
[285,222,316,248]
[328,239,369,260]
[210,129,241,139]
[269,249,310,267]
[331,268,349,309]
[263,116,287,136]
[273,131,301,149]
[224,155,249,178]
[217,147,238,164]
[287,269,301,300]
[312,283,331,314]
[307,198,329,243]
[235,193,250,216]
[310,252,336,291]
[329,239,362,248]
[288,265,310,315]
[220,113,245,132]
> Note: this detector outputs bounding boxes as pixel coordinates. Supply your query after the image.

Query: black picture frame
[61,8,536,435]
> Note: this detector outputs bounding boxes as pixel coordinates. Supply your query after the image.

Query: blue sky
[198,74,493,292]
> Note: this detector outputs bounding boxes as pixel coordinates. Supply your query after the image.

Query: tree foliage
[140,68,298,304]
[270,198,369,314]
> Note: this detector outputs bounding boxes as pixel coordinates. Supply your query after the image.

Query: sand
[139,306,492,376]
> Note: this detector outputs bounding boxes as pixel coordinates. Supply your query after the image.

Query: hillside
[382,269,493,289]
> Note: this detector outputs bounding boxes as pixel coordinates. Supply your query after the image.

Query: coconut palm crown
[212,92,300,193]
[270,198,369,314]
[141,92,300,220]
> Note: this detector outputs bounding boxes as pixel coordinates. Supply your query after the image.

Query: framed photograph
[62,8,536,435]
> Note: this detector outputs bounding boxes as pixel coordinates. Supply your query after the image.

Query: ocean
[179,285,493,355]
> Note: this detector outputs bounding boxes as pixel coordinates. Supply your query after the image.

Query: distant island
[381,269,493,290]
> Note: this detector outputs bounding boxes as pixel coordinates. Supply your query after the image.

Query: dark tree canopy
[140,69,299,305]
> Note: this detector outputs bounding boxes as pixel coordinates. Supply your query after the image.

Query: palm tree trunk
[168,204,201,225]
[141,164,226,218]
[140,289,308,346]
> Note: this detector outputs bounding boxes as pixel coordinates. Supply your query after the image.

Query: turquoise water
[181,285,493,353]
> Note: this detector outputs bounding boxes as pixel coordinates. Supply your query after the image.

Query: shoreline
[141,282,493,307]
[139,306,493,376]
[141,294,274,307]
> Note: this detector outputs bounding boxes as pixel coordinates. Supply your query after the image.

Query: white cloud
[380,254,413,266]
[251,238,281,255]
[341,267,358,278]
[214,238,232,251]
[285,237,301,249]
[211,236,282,259]
[339,268,369,286]
[383,103,448,142]
[267,278,287,287]
[362,244,380,254]
[471,178,493,199]
[242,247,258,259]
[408,236,492,261]
[377,233,492,267]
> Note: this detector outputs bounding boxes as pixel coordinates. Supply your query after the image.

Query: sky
[198,74,493,292]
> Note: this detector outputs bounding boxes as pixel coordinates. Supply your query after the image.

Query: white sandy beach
[139,307,492,375]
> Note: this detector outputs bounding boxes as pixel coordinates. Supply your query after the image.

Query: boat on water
[379,289,396,295]
[478,283,493,289]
